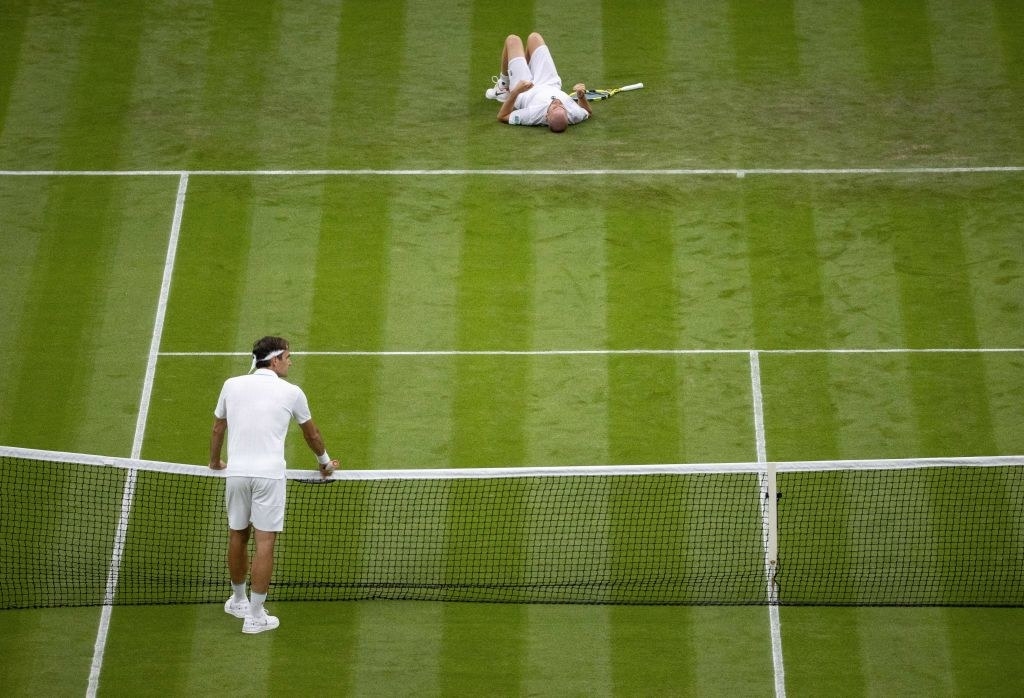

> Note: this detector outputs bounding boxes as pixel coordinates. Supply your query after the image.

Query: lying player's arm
[573,83,592,116]
[498,80,534,122]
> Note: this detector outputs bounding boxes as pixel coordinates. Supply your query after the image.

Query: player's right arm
[498,80,533,122]
[209,417,227,469]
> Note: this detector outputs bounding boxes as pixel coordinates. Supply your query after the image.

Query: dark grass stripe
[1,178,120,448]
[605,198,681,465]
[0,0,30,141]
[56,3,144,169]
[743,179,828,350]
[162,177,254,351]
[309,179,392,467]
[947,608,1024,695]
[328,0,406,167]
[452,179,534,466]
[861,0,935,90]
[758,354,841,462]
[889,197,997,455]
[994,0,1024,91]
[440,602,525,696]
[779,608,869,694]
[727,0,800,82]
[601,0,668,82]
[195,1,279,168]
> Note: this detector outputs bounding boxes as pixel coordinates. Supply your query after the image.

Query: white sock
[231,581,247,603]
[499,72,508,86]
[250,591,267,617]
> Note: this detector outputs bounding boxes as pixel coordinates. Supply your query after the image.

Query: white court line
[750,352,786,698]
[87,173,189,698]
[0,166,1023,177]
[157,347,1024,358]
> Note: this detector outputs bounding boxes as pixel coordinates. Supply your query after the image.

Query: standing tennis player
[209,336,338,634]
[486,32,592,132]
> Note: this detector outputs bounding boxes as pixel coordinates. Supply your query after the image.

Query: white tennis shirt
[214,368,313,478]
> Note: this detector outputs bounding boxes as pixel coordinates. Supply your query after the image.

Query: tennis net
[1,446,1022,609]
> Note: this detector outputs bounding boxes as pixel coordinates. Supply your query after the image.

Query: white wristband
[317,452,331,466]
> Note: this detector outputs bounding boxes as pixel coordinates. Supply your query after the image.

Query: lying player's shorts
[508,44,562,94]
[226,476,286,532]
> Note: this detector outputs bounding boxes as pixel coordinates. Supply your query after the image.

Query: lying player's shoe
[485,75,509,102]
[224,596,250,619]
[242,612,280,634]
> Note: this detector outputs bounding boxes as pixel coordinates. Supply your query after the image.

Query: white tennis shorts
[508,44,562,94]
[226,476,286,532]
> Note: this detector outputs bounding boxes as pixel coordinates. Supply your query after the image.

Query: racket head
[571,89,613,101]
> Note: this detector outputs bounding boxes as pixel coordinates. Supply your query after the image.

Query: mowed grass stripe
[329,0,406,168]
[2,179,146,451]
[371,179,464,468]
[119,1,212,170]
[0,6,87,168]
[0,178,47,439]
[230,177,322,351]
[196,1,278,168]
[163,177,255,351]
[309,179,391,471]
[605,192,681,465]
[960,177,1024,349]
[0,0,30,138]
[984,353,1024,455]
[56,2,144,171]
[888,194,998,456]
[252,0,343,167]
[744,180,839,463]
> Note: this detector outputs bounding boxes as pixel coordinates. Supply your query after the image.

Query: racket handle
[619,82,644,91]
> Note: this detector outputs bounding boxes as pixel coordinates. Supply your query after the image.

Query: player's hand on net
[319,459,340,478]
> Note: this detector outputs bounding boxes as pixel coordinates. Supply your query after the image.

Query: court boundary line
[157,347,1024,357]
[0,166,1023,177]
[86,173,188,698]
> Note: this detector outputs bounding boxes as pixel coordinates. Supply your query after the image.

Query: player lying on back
[485,32,591,132]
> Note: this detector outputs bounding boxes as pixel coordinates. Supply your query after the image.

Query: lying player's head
[547,99,569,133]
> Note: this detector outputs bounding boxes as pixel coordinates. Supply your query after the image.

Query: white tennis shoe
[242,612,280,634]
[224,597,250,619]
[485,75,509,102]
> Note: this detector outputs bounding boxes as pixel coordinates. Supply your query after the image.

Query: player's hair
[252,336,290,368]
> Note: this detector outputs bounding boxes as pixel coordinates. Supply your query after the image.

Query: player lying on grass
[486,32,591,132]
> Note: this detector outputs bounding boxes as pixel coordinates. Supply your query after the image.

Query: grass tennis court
[2,0,1024,695]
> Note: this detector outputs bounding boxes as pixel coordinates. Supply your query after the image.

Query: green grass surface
[1,0,1023,695]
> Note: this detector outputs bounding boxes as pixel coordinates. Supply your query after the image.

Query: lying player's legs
[525,32,562,89]
[504,33,532,89]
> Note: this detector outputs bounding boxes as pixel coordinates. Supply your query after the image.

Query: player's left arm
[573,83,592,116]
[300,418,338,477]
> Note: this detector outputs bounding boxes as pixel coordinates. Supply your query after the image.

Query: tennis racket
[571,82,644,101]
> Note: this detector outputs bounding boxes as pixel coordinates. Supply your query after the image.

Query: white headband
[250,348,286,373]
